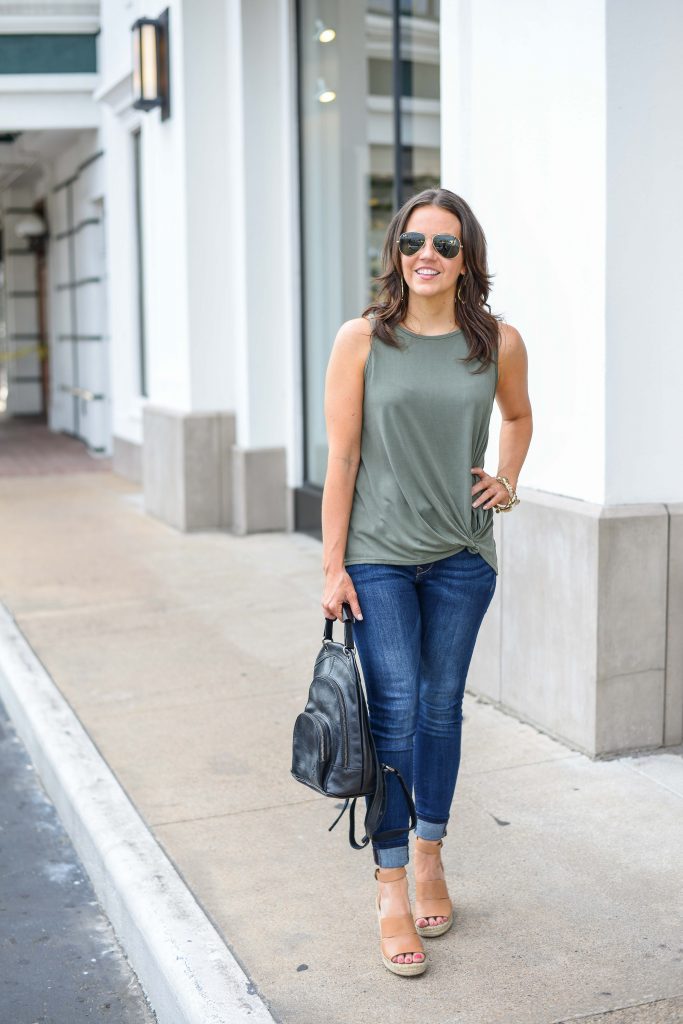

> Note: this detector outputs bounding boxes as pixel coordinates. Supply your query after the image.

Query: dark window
[0,35,97,74]
[296,0,440,497]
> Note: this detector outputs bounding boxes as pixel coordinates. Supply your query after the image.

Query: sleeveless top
[343,320,499,573]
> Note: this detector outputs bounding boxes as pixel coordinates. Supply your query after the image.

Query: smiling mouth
[415,270,439,277]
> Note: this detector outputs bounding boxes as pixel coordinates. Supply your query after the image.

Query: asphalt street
[0,697,156,1024]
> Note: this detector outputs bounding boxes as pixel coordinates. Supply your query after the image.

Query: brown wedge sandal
[413,837,454,937]
[375,867,427,976]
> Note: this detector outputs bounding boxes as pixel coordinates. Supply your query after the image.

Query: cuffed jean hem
[415,818,448,841]
[373,844,409,868]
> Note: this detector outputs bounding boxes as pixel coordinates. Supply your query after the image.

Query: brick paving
[0,416,112,477]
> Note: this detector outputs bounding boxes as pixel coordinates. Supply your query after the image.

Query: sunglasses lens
[433,235,460,258]
[398,232,425,256]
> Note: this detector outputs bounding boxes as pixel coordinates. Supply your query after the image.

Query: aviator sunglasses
[397,231,463,259]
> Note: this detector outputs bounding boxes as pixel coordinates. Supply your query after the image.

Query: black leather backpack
[291,602,416,850]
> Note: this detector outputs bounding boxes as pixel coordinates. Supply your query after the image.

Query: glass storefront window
[297,0,441,489]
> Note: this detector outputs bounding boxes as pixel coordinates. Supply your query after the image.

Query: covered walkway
[0,415,110,476]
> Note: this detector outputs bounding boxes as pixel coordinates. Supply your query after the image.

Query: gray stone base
[112,435,142,484]
[666,503,683,746]
[231,446,287,536]
[141,407,288,536]
[142,407,236,531]
[468,488,683,758]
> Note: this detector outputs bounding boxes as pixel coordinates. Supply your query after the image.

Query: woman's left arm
[472,322,533,509]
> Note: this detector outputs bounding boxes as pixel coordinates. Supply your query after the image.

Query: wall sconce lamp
[314,18,336,43]
[14,213,47,240]
[14,212,49,255]
[132,9,171,120]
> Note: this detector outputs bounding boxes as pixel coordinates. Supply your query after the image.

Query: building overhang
[0,74,100,130]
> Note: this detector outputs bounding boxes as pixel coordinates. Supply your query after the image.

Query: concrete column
[97,0,196,487]
[222,0,301,533]
[444,0,683,754]
[99,0,296,531]
[113,0,300,533]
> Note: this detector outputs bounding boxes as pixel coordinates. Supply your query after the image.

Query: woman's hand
[322,568,364,623]
[471,467,510,509]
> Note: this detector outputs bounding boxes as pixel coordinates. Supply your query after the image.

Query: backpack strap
[327,797,370,849]
[369,764,417,843]
[327,764,417,850]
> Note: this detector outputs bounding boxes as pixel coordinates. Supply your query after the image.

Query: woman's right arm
[320,317,372,622]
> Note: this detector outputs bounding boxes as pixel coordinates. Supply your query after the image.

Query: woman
[321,188,532,976]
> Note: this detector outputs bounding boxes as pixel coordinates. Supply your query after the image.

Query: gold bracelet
[494,475,520,513]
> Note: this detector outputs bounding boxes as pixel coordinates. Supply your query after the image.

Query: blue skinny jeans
[345,548,497,867]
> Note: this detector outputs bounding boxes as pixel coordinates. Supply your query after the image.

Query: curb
[0,603,278,1024]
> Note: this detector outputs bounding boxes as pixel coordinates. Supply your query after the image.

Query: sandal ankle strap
[415,837,443,854]
[374,866,406,882]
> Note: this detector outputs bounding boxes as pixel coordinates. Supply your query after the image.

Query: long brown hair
[362,188,503,374]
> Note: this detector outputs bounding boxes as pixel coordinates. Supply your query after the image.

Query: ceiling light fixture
[314,18,336,43]
[316,77,336,104]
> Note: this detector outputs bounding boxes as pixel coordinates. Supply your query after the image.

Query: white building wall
[441,0,607,505]
[280,0,305,491]
[98,0,138,88]
[182,0,232,414]
[441,0,683,508]
[97,0,191,441]
[137,5,190,413]
[97,100,145,446]
[605,0,683,504]
[233,0,302,462]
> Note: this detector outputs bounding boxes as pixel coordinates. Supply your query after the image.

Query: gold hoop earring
[400,276,405,301]
[457,274,465,302]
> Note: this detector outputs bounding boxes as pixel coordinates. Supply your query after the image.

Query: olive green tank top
[343,321,499,573]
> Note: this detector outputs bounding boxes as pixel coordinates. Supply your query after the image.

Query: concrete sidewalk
[0,468,682,1024]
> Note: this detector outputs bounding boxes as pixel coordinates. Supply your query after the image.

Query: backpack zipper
[309,710,330,764]
[317,674,349,768]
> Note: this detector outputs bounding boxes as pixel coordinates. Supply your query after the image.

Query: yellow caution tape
[0,343,49,363]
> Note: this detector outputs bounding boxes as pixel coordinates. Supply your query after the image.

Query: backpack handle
[323,600,355,651]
